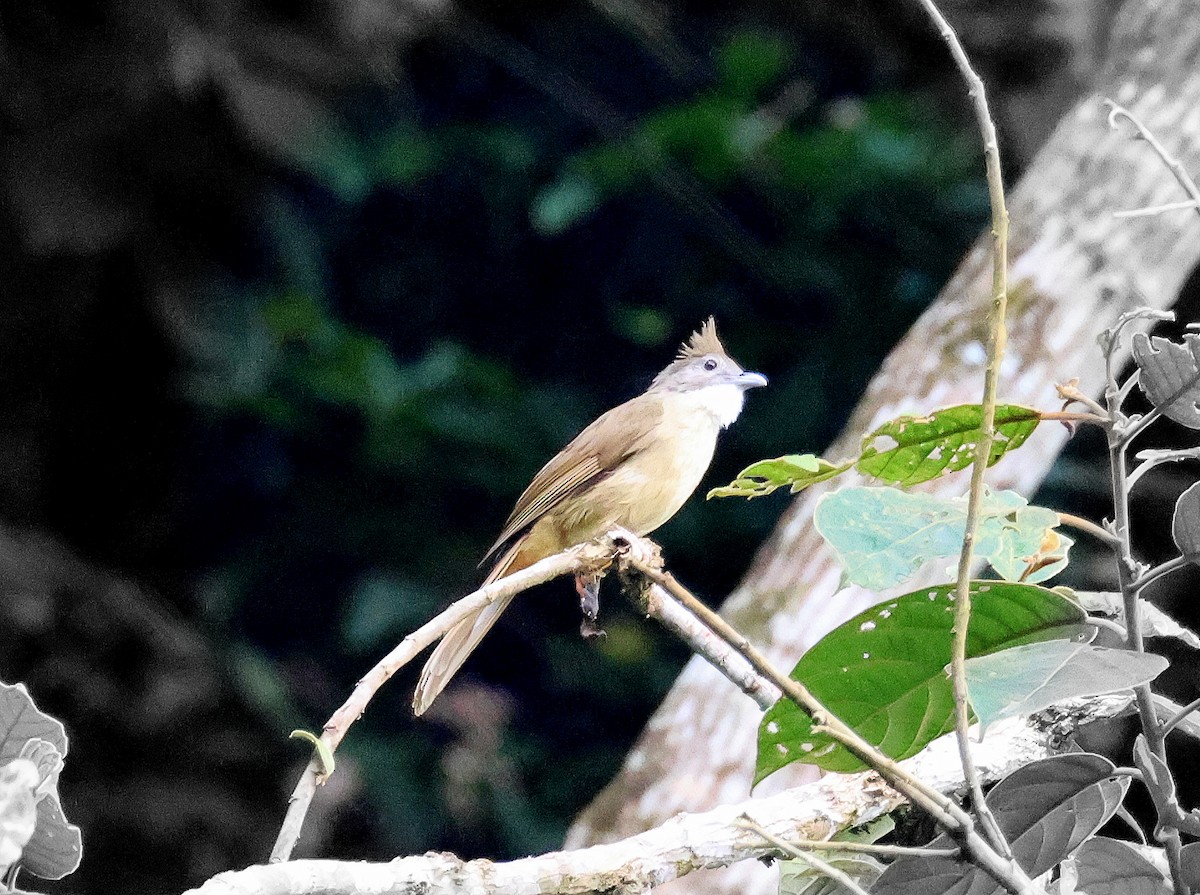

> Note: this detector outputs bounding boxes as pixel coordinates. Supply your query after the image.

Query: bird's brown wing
[482,393,663,562]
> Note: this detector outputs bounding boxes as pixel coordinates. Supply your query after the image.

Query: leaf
[0,682,82,880]
[1068,590,1200,648]
[708,454,852,500]
[1179,842,1200,893]
[779,854,883,895]
[1173,481,1200,558]
[813,487,1069,590]
[0,760,38,874]
[856,404,1041,486]
[756,582,1089,779]
[964,641,1167,730]
[874,754,1128,895]
[290,730,336,777]
[1066,838,1169,895]
[1131,735,1200,838]
[1132,332,1200,428]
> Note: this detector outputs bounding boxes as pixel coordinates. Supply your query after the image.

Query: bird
[412,318,767,715]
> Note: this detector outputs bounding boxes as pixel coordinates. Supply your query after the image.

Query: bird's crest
[677,317,726,359]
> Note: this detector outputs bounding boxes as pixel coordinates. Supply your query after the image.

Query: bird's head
[648,318,767,427]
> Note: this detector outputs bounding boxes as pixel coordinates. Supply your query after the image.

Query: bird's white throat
[688,383,748,428]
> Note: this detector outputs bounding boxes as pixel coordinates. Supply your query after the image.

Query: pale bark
[568,1,1200,893]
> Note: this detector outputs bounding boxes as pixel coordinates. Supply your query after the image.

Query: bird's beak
[738,370,768,389]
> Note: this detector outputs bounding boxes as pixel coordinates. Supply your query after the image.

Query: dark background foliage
[5,1,1191,893]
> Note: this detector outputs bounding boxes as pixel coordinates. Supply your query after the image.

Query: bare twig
[269,538,620,863]
[1105,101,1200,222]
[1114,199,1200,218]
[911,0,1013,862]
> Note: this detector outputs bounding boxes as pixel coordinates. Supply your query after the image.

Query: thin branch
[1114,199,1200,218]
[1162,696,1200,737]
[912,0,1013,863]
[1105,100,1200,222]
[1037,410,1111,426]
[737,817,872,895]
[1116,369,1142,411]
[269,538,620,863]
[779,840,961,859]
[636,578,780,710]
[1130,554,1193,594]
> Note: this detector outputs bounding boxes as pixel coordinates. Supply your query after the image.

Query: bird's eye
[703,358,718,371]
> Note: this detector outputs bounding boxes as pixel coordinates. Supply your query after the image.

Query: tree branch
[194,693,1134,895]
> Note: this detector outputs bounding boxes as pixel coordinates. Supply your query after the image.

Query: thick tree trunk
[568,0,1200,891]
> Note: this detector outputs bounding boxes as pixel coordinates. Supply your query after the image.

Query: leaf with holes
[1174,481,1200,559]
[1132,332,1200,428]
[756,583,1089,780]
[814,487,1069,590]
[965,641,1166,730]
[708,454,852,500]
[873,754,1128,895]
[856,404,1041,486]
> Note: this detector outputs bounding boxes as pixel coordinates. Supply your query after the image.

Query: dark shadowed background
[4,1,1193,892]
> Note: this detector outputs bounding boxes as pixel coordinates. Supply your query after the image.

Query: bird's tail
[412,541,526,715]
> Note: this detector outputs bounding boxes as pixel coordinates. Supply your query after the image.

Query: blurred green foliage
[175,14,987,864]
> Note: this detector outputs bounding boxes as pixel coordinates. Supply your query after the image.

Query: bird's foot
[576,570,601,620]
[575,571,606,640]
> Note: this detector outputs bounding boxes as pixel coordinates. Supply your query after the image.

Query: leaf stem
[1056,512,1121,548]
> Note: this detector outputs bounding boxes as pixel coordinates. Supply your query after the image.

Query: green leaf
[874,754,1128,895]
[814,487,1069,589]
[856,404,1041,486]
[965,641,1167,730]
[708,454,851,500]
[290,730,336,777]
[1132,332,1200,428]
[1069,838,1170,895]
[756,583,1089,780]
[1173,481,1200,558]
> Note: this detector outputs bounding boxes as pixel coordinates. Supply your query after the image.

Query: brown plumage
[412,318,766,714]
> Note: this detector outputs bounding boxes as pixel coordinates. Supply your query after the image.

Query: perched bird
[412,318,766,715]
